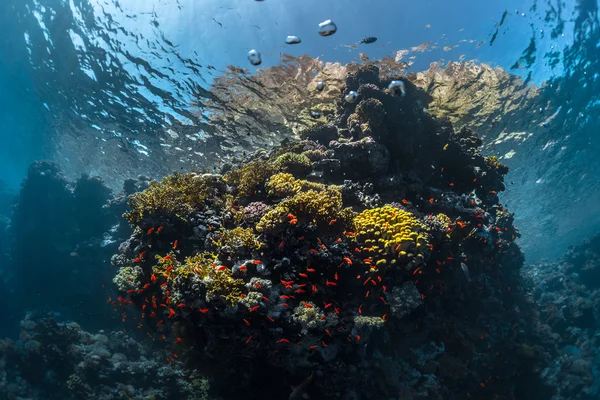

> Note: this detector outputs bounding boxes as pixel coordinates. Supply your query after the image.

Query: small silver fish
[289,372,313,400]
[359,36,377,44]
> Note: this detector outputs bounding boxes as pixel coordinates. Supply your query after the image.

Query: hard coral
[124,173,221,225]
[256,187,354,234]
[266,173,326,198]
[223,159,277,198]
[272,152,312,175]
[353,205,429,270]
[212,227,263,250]
[154,252,243,305]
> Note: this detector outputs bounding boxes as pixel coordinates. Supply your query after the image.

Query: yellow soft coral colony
[353,205,430,272]
[266,173,326,198]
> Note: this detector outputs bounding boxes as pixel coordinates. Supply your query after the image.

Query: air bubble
[316,81,325,91]
[310,110,322,118]
[285,35,301,44]
[318,19,337,37]
[388,80,406,97]
[248,49,262,66]
[344,90,358,103]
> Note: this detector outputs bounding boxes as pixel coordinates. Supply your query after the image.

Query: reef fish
[359,36,377,44]
[289,372,314,400]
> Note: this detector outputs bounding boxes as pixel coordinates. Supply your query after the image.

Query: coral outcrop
[107,64,536,400]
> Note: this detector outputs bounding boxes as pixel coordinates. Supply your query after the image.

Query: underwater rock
[330,137,390,179]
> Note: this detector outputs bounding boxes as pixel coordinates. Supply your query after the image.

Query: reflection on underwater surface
[0,0,599,399]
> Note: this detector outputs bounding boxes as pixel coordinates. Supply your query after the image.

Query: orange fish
[245,336,253,345]
[168,308,175,319]
[198,308,209,313]
[343,257,352,265]
[217,266,228,271]
[324,302,332,309]
[250,305,260,312]
[299,273,308,278]
[329,219,337,225]
[163,255,172,261]
[147,227,155,235]
[306,268,316,273]
[303,302,313,308]
[243,319,250,327]
[277,338,290,344]
[173,240,178,249]
[239,265,247,271]
[289,219,298,225]
[157,226,163,233]
[251,260,262,265]
[151,274,157,283]
[326,280,337,287]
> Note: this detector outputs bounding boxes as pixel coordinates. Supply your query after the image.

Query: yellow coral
[353,206,430,270]
[272,152,312,173]
[211,227,263,250]
[153,252,243,305]
[124,173,218,225]
[266,173,326,198]
[257,186,354,234]
[223,160,277,197]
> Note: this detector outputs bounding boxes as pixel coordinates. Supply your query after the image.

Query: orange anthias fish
[147,227,155,235]
[173,240,178,249]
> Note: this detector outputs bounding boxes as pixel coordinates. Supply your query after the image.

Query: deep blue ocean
[0,1,599,399]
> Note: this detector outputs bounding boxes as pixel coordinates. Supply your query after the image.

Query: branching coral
[211,227,263,251]
[266,173,327,198]
[272,152,312,175]
[153,252,243,305]
[124,173,219,225]
[256,186,354,234]
[353,205,430,270]
[113,266,143,292]
[223,159,277,197]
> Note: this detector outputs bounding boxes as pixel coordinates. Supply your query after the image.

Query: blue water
[0,0,599,399]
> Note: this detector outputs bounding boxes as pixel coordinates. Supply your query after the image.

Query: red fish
[306,268,316,273]
[163,255,172,261]
[250,305,260,312]
[251,260,262,265]
[147,227,155,235]
[299,273,308,278]
[276,338,290,344]
[325,280,337,287]
[168,308,175,319]
[243,319,250,327]
[198,308,209,313]
[239,265,247,271]
[173,240,178,249]
[157,226,163,233]
[217,266,228,271]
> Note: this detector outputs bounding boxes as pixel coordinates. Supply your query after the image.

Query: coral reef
[0,314,215,400]
[108,64,538,400]
[8,162,131,332]
[522,233,600,399]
